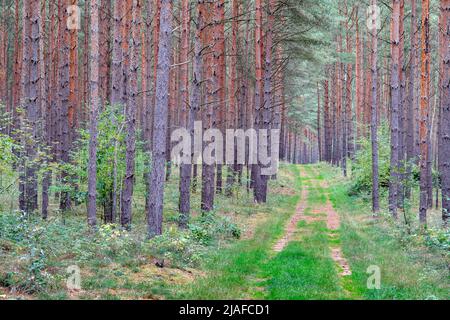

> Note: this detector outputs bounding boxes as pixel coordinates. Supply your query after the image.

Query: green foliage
[425,228,450,252]
[350,123,413,196]
[0,134,18,210]
[189,212,241,245]
[145,227,205,267]
[0,212,54,293]
[146,213,241,267]
[0,133,17,174]
[57,105,148,207]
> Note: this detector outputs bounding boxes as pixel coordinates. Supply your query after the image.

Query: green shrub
[425,228,450,252]
[145,227,205,267]
[350,123,420,196]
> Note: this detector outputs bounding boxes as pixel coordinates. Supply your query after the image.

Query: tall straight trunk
[345,4,354,159]
[145,0,162,212]
[363,31,371,138]
[397,0,406,208]
[331,71,337,165]
[317,82,322,162]
[110,1,123,106]
[142,0,153,174]
[253,0,265,203]
[41,0,51,219]
[69,0,79,144]
[370,0,380,214]
[82,1,89,124]
[355,10,363,143]
[165,25,177,182]
[25,0,40,214]
[257,0,276,202]
[406,0,417,200]
[12,0,21,137]
[419,0,430,225]
[324,79,331,162]
[389,0,401,219]
[19,0,29,213]
[87,0,100,228]
[121,0,132,104]
[440,0,450,226]
[201,1,217,212]
[179,0,192,227]
[427,86,434,209]
[225,0,240,195]
[99,0,111,104]
[215,0,226,194]
[150,0,162,150]
[59,0,71,211]
[272,44,282,176]
[148,0,172,237]
[121,0,140,229]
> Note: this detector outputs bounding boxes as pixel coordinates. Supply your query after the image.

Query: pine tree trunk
[179,0,192,227]
[370,0,380,214]
[397,0,406,209]
[225,0,239,196]
[389,0,401,219]
[439,0,450,226]
[215,0,226,194]
[59,0,71,211]
[25,0,40,214]
[345,4,354,160]
[253,0,265,203]
[406,0,417,200]
[148,0,172,237]
[87,0,100,228]
[419,0,430,225]
[121,0,140,229]
[201,1,217,212]
[110,1,123,106]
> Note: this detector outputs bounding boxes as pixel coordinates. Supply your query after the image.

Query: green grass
[1,162,448,300]
[178,163,449,300]
[172,164,302,299]
[261,221,345,300]
[320,164,450,300]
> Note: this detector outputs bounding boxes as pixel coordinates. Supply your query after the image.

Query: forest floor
[0,164,448,300]
[173,164,449,300]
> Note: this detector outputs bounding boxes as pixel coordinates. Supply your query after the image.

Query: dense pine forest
[0,0,448,301]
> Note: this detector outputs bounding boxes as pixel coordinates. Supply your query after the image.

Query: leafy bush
[145,213,241,266]
[350,123,391,195]
[350,123,419,196]
[425,228,450,252]
[145,227,205,267]
[54,105,149,213]
[192,212,241,243]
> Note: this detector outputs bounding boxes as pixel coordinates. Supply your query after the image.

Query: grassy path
[260,165,355,299]
[174,164,449,300]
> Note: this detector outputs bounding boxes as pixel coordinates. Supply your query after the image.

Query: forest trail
[262,166,355,299]
[174,164,448,300]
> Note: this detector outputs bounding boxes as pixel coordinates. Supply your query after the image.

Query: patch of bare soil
[325,203,340,230]
[273,187,309,252]
[318,181,353,278]
[331,247,352,276]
